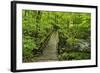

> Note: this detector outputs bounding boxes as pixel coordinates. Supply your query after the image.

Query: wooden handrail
[39,29,54,52]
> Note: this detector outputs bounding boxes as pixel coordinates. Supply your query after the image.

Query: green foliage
[22,10,91,62]
[58,52,90,60]
[67,38,78,47]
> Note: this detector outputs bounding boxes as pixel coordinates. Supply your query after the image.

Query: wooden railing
[38,29,54,53]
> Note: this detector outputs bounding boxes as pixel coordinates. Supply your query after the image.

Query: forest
[22,10,91,62]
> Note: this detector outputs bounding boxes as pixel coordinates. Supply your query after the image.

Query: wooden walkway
[36,31,59,62]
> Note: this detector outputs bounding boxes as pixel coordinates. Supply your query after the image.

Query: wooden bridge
[36,30,59,62]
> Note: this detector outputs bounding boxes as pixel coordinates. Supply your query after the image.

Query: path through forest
[36,31,59,62]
